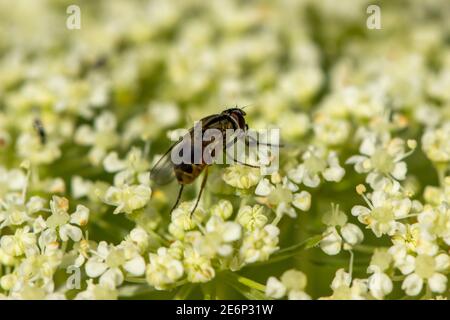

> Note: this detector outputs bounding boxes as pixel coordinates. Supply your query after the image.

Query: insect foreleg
[245,134,284,148]
[225,149,260,168]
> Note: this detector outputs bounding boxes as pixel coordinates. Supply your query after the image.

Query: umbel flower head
[351,185,412,237]
[0,0,449,301]
[347,134,416,190]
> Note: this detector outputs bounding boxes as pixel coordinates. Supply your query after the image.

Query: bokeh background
[0,0,449,299]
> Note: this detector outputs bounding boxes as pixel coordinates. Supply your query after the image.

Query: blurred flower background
[0,0,449,299]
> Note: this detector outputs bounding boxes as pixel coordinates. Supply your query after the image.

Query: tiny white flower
[146,247,184,290]
[401,253,449,296]
[240,225,279,264]
[320,227,342,255]
[288,147,345,188]
[104,147,150,186]
[347,134,415,190]
[40,197,89,245]
[341,223,364,245]
[331,269,352,290]
[422,123,450,163]
[210,199,233,220]
[104,184,151,214]
[236,205,268,231]
[74,112,120,165]
[351,190,411,237]
[183,248,215,283]
[265,277,286,299]
[222,165,261,189]
[368,272,393,300]
[418,203,450,245]
[320,204,363,255]
[75,280,118,300]
[326,269,368,300]
[255,177,310,218]
[71,176,93,199]
[292,191,311,211]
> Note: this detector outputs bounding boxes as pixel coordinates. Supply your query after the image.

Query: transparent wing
[150,155,175,185]
[150,141,180,185]
[150,115,224,185]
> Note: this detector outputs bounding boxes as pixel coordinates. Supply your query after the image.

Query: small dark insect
[150,107,277,216]
[91,55,108,69]
[33,118,46,145]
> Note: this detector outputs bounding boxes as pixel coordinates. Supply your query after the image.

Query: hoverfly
[150,107,276,216]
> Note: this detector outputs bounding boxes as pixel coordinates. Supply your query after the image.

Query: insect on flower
[150,106,279,216]
[33,117,46,145]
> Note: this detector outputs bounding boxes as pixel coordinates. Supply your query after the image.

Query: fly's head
[222,107,248,131]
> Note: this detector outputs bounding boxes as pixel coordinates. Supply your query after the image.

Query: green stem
[174,284,195,300]
[392,275,405,282]
[118,284,156,298]
[435,163,448,187]
[421,284,433,300]
[201,282,215,300]
[352,244,385,254]
[148,229,170,246]
[246,234,323,267]
[221,272,267,300]
[125,277,147,284]
[398,214,419,220]
[236,275,266,292]
[348,249,354,278]
[61,241,68,253]
[92,219,128,240]
[272,212,282,226]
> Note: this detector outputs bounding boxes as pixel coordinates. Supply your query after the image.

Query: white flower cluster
[146,200,280,290]
[0,0,449,300]
[265,269,311,300]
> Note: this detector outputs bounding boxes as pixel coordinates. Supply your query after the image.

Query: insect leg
[169,185,184,215]
[223,128,246,149]
[223,130,260,168]
[190,166,209,217]
[225,150,260,168]
[245,135,284,148]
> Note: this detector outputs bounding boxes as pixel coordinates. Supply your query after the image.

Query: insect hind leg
[169,185,184,215]
[190,167,209,217]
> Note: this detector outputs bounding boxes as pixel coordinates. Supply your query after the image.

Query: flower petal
[428,273,447,293]
[402,273,423,296]
[85,260,108,278]
[123,256,146,276]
